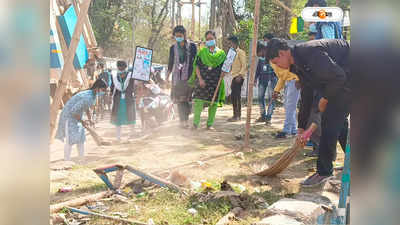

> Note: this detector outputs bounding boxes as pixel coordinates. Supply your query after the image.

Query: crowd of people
[55,0,350,187]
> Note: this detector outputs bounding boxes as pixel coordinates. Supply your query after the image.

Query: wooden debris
[50,191,112,214]
[67,207,147,225]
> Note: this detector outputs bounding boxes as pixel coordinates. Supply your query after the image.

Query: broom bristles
[256,141,303,176]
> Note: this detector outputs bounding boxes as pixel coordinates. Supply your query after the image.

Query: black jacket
[291,39,350,129]
[168,41,197,78]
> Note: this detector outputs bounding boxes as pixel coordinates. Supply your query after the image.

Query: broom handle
[210,74,223,106]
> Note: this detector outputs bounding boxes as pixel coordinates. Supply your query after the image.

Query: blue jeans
[283,80,300,134]
[258,78,277,119]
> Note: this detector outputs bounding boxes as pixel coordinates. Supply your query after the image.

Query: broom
[80,120,112,146]
[256,122,317,176]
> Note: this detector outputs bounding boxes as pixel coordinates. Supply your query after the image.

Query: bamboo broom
[256,123,317,176]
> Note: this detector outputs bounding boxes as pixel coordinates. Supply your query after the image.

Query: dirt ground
[50,103,345,223]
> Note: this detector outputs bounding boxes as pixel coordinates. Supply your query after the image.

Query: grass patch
[87,188,233,225]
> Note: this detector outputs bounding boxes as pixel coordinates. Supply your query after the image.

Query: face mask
[259,57,265,61]
[206,39,216,47]
[175,37,184,43]
[97,91,105,97]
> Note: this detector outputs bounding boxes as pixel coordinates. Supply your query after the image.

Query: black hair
[227,35,239,45]
[257,43,265,53]
[308,32,317,36]
[264,38,290,61]
[90,78,107,90]
[263,33,274,40]
[173,25,186,35]
[117,60,127,69]
[305,0,327,7]
[205,30,216,38]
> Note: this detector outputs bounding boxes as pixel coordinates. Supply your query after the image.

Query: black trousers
[231,76,244,118]
[177,102,190,122]
[317,97,350,176]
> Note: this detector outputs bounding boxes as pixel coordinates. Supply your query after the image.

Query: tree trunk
[218,0,236,51]
[147,0,170,49]
[209,0,216,30]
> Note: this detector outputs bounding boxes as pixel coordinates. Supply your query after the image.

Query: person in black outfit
[265,38,350,186]
[166,25,197,128]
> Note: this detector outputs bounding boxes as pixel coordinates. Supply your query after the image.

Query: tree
[147,0,170,49]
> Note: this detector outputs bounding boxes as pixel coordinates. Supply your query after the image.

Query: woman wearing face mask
[188,30,226,130]
[166,25,197,129]
[55,78,107,161]
[111,60,137,141]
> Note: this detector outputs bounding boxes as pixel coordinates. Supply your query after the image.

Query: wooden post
[50,0,92,140]
[198,0,201,40]
[209,0,216,29]
[177,1,182,25]
[72,0,94,89]
[171,0,175,29]
[132,0,136,52]
[191,0,195,40]
[244,0,260,150]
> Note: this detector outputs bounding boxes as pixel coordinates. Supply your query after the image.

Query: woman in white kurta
[55,79,107,161]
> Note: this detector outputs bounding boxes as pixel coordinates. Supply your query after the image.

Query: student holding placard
[110,61,136,141]
[166,25,197,129]
[188,30,226,130]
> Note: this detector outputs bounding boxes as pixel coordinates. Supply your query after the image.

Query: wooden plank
[52,0,79,86]
[67,207,147,225]
[244,0,260,149]
[50,191,112,214]
[50,0,92,141]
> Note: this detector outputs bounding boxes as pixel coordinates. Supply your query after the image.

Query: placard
[221,48,237,73]
[132,46,153,81]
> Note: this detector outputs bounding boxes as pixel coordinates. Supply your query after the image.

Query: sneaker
[301,173,332,187]
[191,125,199,130]
[206,126,215,131]
[255,117,266,123]
[275,131,287,139]
[227,117,240,122]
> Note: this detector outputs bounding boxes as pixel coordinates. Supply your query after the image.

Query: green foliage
[89,0,173,63]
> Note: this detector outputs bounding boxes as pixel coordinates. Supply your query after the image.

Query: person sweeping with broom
[265,38,350,187]
[188,30,226,130]
[55,79,107,161]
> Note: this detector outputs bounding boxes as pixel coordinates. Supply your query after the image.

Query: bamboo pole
[191,0,195,40]
[244,0,261,150]
[72,0,93,89]
[50,191,112,214]
[53,0,79,87]
[67,207,147,225]
[198,0,201,40]
[50,0,92,141]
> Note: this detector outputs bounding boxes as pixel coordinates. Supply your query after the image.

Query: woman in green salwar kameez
[188,30,226,130]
